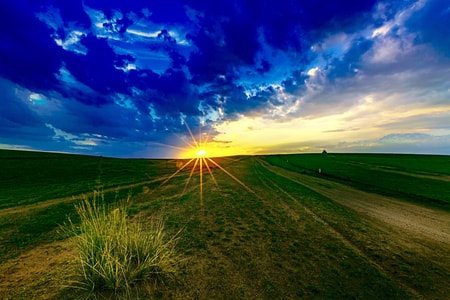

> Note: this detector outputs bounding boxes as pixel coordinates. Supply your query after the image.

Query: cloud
[378,110,450,132]
[253,132,450,156]
[1,0,450,157]
[2,0,381,121]
[405,0,450,56]
[0,2,64,92]
[334,133,450,155]
[62,34,131,102]
[0,78,53,141]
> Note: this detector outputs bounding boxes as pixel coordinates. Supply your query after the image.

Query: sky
[1,0,450,158]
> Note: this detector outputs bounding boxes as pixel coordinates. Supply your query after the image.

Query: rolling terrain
[0,150,449,299]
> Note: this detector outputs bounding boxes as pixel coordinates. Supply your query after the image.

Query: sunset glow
[159,120,255,205]
[196,149,207,157]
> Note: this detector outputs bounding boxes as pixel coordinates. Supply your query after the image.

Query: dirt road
[258,160,450,299]
[259,161,450,245]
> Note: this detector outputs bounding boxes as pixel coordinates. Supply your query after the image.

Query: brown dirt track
[259,160,450,299]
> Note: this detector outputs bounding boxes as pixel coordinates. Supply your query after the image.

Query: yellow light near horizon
[160,119,258,207]
[179,143,244,159]
[196,149,207,157]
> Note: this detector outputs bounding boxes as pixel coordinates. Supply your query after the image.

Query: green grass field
[0,149,449,299]
[264,153,450,206]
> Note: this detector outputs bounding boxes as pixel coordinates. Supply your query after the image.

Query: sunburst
[159,119,254,206]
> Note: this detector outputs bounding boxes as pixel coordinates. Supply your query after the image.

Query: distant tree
[322,149,328,154]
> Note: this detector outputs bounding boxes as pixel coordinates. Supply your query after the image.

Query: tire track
[259,160,450,245]
[255,159,423,299]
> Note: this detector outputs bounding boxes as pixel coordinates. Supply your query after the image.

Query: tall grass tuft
[65,194,181,294]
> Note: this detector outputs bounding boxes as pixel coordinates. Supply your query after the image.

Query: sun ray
[199,122,202,145]
[183,119,200,149]
[174,132,196,150]
[201,124,214,147]
[147,141,187,151]
[206,157,256,195]
[202,157,219,188]
[184,158,199,194]
[160,157,195,186]
[155,120,255,207]
[199,156,203,206]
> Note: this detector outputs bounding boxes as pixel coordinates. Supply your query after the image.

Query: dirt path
[254,161,424,299]
[259,160,450,245]
[0,239,76,299]
[259,160,450,299]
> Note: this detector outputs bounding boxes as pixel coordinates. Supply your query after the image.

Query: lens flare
[158,118,255,206]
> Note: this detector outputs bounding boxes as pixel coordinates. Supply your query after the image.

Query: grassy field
[0,150,449,299]
[264,153,450,207]
[0,149,174,208]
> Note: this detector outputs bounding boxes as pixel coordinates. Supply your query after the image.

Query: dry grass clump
[64,195,181,295]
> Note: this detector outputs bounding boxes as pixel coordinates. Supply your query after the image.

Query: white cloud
[307,67,319,77]
[54,30,87,54]
[333,132,450,154]
[35,5,88,54]
[126,28,160,38]
[368,36,408,63]
[45,123,105,148]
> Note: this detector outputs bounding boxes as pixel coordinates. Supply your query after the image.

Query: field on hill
[0,150,449,299]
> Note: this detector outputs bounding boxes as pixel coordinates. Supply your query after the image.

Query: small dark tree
[322,149,328,154]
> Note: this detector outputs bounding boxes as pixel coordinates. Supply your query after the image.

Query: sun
[159,118,254,207]
[196,149,207,157]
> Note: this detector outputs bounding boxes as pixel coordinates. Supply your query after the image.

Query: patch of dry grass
[64,194,182,295]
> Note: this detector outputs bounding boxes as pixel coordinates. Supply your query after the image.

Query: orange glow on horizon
[157,119,256,206]
[179,141,247,159]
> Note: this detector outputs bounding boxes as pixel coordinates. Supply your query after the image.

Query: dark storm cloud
[0,2,63,92]
[0,81,40,128]
[188,0,378,51]
[198,75,282,120]
[131,68,199,119]
[84,0,189,24]
[185,0,378,78]
[62,35,130,104]
[1,0,380,116]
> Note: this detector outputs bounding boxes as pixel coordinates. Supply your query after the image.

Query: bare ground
[0,239,76,300]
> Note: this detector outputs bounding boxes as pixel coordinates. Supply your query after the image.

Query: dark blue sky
[1,0,450,158]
